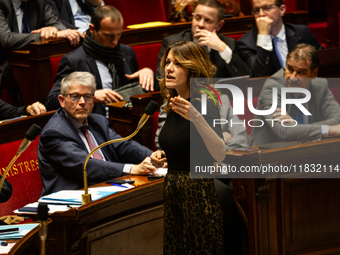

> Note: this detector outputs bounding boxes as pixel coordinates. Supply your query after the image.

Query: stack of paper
[16,185,134,213]
[0,224,38,239]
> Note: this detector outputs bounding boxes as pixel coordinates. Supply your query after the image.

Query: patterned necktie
[80,126,102,160]
[20,2,31,33]
[273,37,285,68]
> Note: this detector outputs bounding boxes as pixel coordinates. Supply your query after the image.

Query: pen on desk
[110,183,128,188]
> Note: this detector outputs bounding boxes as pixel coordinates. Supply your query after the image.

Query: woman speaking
[151,41,226,254]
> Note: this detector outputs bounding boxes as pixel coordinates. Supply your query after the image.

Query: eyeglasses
[252,4,280,15]
[67,93,94,103]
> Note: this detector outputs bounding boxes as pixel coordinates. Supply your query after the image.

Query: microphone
[137,100,159,128]
[0,124,41,193]
[81,100,159,205]
[18,124,42,153]
[38,203,48,255]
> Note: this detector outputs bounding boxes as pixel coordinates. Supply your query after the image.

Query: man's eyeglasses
[67,93,94,103]
[252,4,280,15]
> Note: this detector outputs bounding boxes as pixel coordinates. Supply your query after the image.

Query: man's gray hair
[60,72,96,96]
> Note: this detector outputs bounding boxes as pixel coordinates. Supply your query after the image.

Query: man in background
[236,0,323,77]
[46,5,155,116]
[39,72,157,196]
[0,0,83,102]
[251,44,340,146]
[47,0,104,33]
[156,0,251,80]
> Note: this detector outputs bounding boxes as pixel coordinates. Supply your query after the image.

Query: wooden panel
[228,138,340,255]
[282,179,340,254]
[9,176,164,255]
[0,111,55,144]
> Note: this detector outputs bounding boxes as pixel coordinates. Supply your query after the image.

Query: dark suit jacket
[250,69,340,146]
[156,29,251,80]
[0,0,65,82]
[0,174,12,203]
[38,108,152,195]
[236,23,324,77]
[45,45,139,115]
[0,99,26,120]
[47,0,94,29]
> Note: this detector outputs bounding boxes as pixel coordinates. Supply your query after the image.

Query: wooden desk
[9,175,164,255]
[225,138,340,255]
[107,92,163,149]
[120,12,308,46]
[7,39,78,106]
[0,111,55,144]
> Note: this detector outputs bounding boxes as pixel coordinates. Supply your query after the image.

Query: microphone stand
[82,100,158,205]
[0,153,20,193]
[0,124,41,193]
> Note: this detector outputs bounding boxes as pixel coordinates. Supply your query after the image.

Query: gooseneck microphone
[38,203,48,255]
[137,100,159,128]
[0,124,41,193]
[81,100,159,205]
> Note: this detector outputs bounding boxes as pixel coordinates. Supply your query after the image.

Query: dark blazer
[0,0,65,82]
[47,0,94,29]
[0,99,26,120]
[0,174,12,203]
[45,44,139,115]
[156,29,251,80]
[250,69,340,146]
[38,108,152,196]
[236,23,324,77]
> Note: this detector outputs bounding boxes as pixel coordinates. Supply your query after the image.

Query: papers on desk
[16,185,134,213]
[154,168,167,176]
[127,21,171,29]
[0,223,38,240]
[38,186,133,205]
[15,202,77,214]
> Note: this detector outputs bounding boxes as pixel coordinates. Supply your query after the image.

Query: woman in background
[151,41,226,254]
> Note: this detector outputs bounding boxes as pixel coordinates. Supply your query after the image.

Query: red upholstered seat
[49,56,63,88]
[0,138,42,216]
[132,43,162,73]
[228,33,245,41]
[104,0,168,28]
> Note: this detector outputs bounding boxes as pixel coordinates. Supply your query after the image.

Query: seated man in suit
[251,43,340,146]
[46,5,155,116]
[156,0,251,80]
[236,0,323,77]
[0,0,83,91]
[0,100,46,120]
[39,71,157,196]
[47,0,104,33]
[0,175,12,203]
